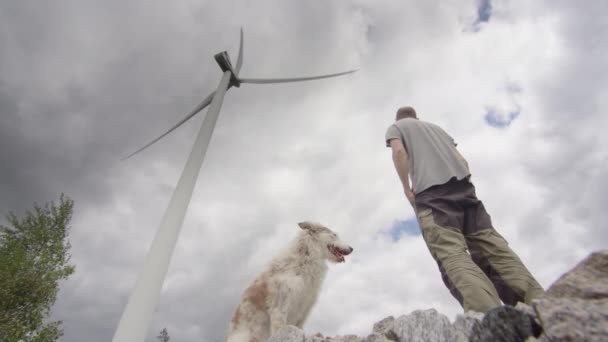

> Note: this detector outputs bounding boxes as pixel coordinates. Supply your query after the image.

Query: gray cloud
[519,1,608,250]
[2,1,607,341]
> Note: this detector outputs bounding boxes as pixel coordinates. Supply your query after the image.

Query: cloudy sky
[1,0,607,341]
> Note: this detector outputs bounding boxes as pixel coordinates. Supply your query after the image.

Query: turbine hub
[214,51,241,87]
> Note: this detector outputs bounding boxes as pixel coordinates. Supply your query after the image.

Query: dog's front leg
[269,307,288,336]
[267,281,290,336]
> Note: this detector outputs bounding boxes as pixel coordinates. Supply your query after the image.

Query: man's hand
[404,188,415,208]
[454,147,470,173]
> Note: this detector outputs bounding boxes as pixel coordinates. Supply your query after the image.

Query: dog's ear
[298,221,313,230]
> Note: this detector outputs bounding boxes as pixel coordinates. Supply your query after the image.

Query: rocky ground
[269,249,608,342]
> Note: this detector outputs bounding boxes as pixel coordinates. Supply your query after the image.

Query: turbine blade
[239,69,357,84]
[122,91,216,160]
[235,27,244,75]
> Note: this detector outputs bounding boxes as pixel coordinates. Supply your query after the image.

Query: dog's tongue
[330,246,346,263]
[336,249,346,263]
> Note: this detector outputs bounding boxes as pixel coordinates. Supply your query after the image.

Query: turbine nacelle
[214,51,241,88]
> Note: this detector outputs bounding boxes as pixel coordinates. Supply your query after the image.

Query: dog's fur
[225,221,353,342]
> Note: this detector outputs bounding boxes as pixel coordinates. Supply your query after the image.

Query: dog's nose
[348,246,354,254]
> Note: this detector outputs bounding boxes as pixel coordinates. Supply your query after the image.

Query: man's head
[396,106,417,121]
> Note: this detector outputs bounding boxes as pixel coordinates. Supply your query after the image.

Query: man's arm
[389,138,415,207]
[454,147,470,172]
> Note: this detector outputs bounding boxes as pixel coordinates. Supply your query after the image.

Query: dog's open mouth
[328,245,351,263]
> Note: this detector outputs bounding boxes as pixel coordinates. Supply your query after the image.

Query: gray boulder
[270,250,608,342]
[304,309,483,342]
[532,249,608,341]
[363,333,393,342]
[326,335,362,342]
[534,298,608,341]
[304,333,363,342]
[452,311,484,341]
[268,325,305,342]
[544,250,608,300]
[305,332,327,342]
[371,316,398,341]
[469,305,541,342]
[390,309,453,342]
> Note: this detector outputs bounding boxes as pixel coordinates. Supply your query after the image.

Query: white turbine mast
[112,28,356,342]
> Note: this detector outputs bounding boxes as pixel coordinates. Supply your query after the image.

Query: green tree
[0,194,76,342]
[157,327,170,342]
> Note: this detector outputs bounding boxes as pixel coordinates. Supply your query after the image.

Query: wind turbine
[113,29,356,342]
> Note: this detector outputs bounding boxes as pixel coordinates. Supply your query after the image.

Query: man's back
[385,118,469,193]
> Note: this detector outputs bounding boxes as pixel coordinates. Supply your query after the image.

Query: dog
[225,221,353,342]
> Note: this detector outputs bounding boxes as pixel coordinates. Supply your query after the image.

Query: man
[385,106,544,313]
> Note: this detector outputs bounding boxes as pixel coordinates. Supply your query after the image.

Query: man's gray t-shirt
[385,118,470,194]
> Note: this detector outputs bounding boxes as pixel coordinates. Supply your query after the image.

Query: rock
[305,334,363,342]
[305,332,326,342]
[544,250,608,300]
[372,316,394,334]
[327,335,363,342]
[514,302,535,318]
[514,302,544,328]
[452,311,484,341]
[268,325,305,342]
[534,298,608,341]
[390,308,453,342]
[371,316,397,341]
[531,249,608,341]
[301,251,608,342]
[363,333,393,342]
[469,305,541,342]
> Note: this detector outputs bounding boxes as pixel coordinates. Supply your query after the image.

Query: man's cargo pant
[414,177,544,312]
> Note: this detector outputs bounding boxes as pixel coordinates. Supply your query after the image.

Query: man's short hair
[396,106,417,120]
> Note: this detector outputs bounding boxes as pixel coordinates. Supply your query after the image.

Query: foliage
[0,194,76,342]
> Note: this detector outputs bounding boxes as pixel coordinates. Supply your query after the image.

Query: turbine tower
[113,29,356,342]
